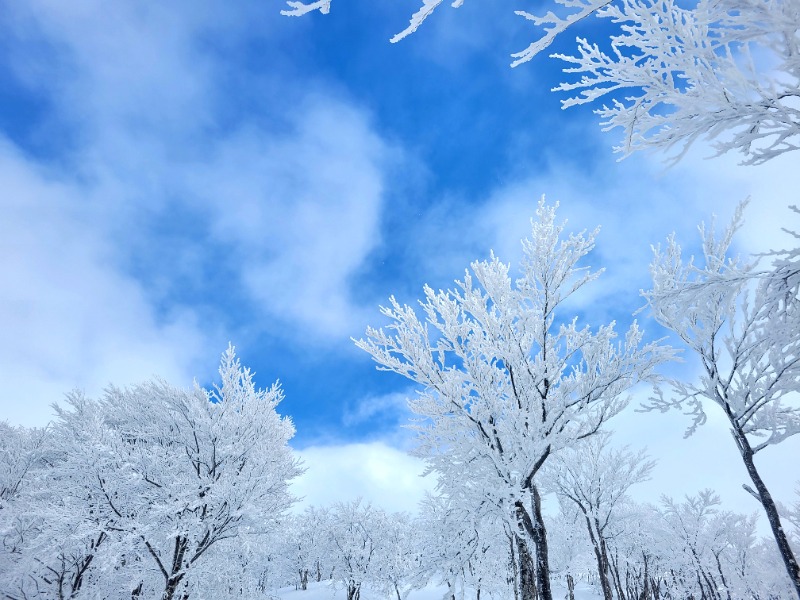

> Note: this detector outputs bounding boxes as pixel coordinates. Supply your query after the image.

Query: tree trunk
[610,549,626,600]
[300,569,309,590]
[162,575,185,600]
[515,485,553,600]
[131,582,143,599]
[582,512,613,600]
[567,574,575,600]
[639,553,649,600]
[734,429,800,598]
[516,534,538,600]
[163,541,189,600]
[346,580,361,600]
[529,485,551,600]
[509,532,520,600]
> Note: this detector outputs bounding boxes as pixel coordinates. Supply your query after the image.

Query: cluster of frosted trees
[357,200,800,600]
[2,0,798,597]
[1,205,798,600]
[271,483,794,600]
[283,0,800,596]
[0,348,301,600]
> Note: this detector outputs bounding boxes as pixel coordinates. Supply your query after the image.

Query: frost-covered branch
[281,0,800,164]
[357,198,671,600]
[280,0,331,17]
[643,204,800,595]
[552,0,800,164]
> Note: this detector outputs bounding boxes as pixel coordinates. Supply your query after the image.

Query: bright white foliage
[552,0,800,164]
[357,199,671,600]
[643,204,800,450]
[545,433,654,599]
[655,490,794,598]
[643,204,800,594]
[280,0,331,17]
[0,346,300,600]
[281,0,800,164]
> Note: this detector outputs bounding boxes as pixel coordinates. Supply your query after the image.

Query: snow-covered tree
[357,199,671,600]
[643,205,800,596]
[0,423,49,506]
[653,490,797,599]
[0,424,105,600]
[2,346,300,600]
[416,491,513,600]
[549,0,800,164]
[601,502,665,600]
[324,500,381,600]
[281,0,799,164]
[371,511,423,600]
[543,504,594,600]
[281,507,332,590]
[545,432,655,600]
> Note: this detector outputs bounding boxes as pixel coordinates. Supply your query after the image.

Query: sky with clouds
[1,1,797,524]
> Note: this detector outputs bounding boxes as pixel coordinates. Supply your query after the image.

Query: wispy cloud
[292,442,436,513]
[0,138,211,426]
[0,0,397,426]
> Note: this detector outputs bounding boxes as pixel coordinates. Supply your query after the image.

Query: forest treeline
[2,201,799,600]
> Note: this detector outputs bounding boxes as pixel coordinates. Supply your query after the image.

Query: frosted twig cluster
[282,0,800,165]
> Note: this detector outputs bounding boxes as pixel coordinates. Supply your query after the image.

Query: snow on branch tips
[281,0,331,17]
[643,203,800,595]
[280,0,800,165]
[356,198,673,600]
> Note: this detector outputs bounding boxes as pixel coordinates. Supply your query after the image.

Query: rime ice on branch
[643,204,800,596]
[356,199,672,600]
[282,0,800,165]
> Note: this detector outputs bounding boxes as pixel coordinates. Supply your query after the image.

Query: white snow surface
[275,580,602,600]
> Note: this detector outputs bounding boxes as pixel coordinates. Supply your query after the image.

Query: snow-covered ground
[276,580,602,600]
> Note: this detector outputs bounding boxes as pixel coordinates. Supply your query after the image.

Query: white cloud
[291,442,436,514]
[0,0,395,427]
[2,0,395,345]
[189,99,390,338]
[342,390,411,428]
[0,139,212,427]
[405,133,800,328]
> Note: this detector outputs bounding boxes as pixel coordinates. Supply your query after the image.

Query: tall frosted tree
[356,199,671,600]
[643,205,800,596]
[545,432,655,600]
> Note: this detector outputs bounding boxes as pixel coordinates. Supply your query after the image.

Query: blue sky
[1,1,798,518]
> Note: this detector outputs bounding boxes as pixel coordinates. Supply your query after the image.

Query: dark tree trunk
[610,549,626,600]
[131,582,143,599]
[162,575,185,600]
[509,532,521,600]
[639,553,650,600]
[517,535,538,600]
[582,512,613,600]
[346,580,361,600]
[567,574,575,600]
[514,485,551,600]
[733,429,800,598]
[650,577,661,600]
[530,486,551,600]
[160,536,188,600]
